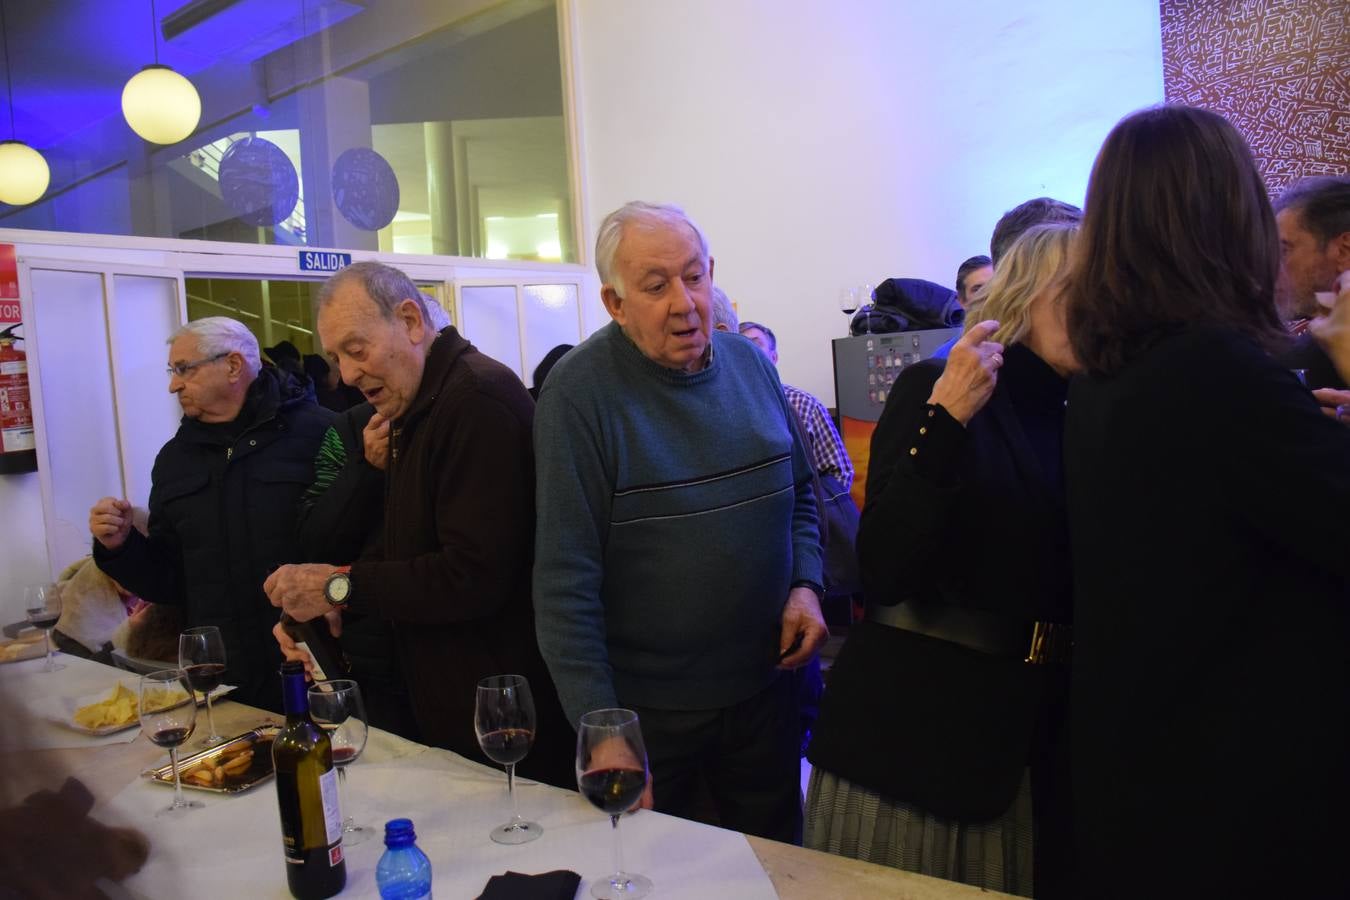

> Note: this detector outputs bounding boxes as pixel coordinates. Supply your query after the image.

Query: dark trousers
[632,672,803,845]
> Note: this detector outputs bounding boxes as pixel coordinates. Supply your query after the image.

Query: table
[1,653,1012,899]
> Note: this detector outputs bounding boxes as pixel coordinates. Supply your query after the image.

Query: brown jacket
[347,327,572,787]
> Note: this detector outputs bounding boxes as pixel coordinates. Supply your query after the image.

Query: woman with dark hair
[1063,105,1350,898]
[807,223,1079,898]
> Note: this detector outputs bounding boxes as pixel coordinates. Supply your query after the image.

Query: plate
[0,635,46,665]
[144,725,279,793]
[36,681,238,737]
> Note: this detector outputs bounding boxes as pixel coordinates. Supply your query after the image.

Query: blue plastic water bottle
[376,818,433,900]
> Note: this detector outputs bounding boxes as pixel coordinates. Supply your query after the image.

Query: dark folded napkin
[478,869,582,900]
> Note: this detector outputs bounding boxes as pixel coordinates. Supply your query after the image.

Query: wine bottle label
[294,641,329,681]
[320,767,342,850]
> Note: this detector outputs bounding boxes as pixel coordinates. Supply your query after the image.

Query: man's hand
[585,734,654,811]
[1309,270,1350,385]
[1312,387,1350,425]
[264,564,339,623]
[778,586,829,670]
[363,412,390,470]
[272,621,317,680]
[89,497,133,550]
[927,320,1003,425]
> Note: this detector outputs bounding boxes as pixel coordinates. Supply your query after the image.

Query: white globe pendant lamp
[0,139,49,205]
[122,0,200,145]
[122,64,201,144]
[0,1,47,205]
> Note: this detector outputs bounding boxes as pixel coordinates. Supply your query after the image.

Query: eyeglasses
[166,352,229,378]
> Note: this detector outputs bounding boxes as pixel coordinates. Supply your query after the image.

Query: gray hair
[170,317,260,377]
[421,293,452,331]
[710,286,738,331]
[317,261,428,322]
[594,201,710,296]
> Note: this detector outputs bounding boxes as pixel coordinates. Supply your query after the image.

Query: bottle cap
[384,817,416,848]
[280,660,305,676]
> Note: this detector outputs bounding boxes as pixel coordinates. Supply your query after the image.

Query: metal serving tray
[143,725,279,794]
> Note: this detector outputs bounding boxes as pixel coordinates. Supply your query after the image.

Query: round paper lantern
[122,65,202,145]
[218,136,299,227]
[332,147,400,231]
[0,141,50,205]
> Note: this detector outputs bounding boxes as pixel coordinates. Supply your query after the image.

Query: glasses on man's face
[166,352,229,378]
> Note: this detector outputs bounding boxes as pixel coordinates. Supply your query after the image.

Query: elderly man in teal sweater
[533,201,827,845]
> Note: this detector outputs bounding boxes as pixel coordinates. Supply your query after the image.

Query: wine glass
[139,668,202,817]
[308,679,371,845]
[475,674,541,844]
[576,708,652,899]
[179,626,227,747]
[838,287,858,333]
[24,584,64,673]
[857,283,876,335]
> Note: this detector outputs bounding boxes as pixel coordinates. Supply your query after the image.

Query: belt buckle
[1024,621,1070,665]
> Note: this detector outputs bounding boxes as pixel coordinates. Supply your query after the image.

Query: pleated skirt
[804,766,1034,897]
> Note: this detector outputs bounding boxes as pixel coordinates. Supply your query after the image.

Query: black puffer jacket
[95,368,333,710]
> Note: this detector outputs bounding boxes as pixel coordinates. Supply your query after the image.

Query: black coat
[95,368,333,710]
[343,328,574,788]
[810,345,1071,823]
[1065,325,1350,898]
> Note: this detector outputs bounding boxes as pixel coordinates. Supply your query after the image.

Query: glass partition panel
[459,285,523,377]
[521,283,579,387]
[0,1,576,263]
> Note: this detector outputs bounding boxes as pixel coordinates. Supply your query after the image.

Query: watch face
[326,573,351,604]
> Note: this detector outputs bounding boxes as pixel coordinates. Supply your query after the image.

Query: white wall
[572,0,1165,403]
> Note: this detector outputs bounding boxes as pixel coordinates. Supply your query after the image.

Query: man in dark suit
[1274,176,1349,419]
[262,262,572,787]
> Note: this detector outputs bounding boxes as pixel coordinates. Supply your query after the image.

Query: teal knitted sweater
[532,323,822,725]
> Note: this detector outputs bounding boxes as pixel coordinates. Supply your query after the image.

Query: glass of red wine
[475,673,541,844]
[139,668,202,817]
[24,584,64,673]
[576,708,652,899]
[179,626,227,747]
[307,679,371,845]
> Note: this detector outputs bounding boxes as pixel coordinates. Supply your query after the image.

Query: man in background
[89,317,332,710]
[739,320,853,491]
[1273,176,1349,410]
[955,254,994,309]
[711,284,739,331]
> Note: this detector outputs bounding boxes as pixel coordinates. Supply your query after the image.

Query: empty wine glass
[307,679,371,845]
[179,626,227,746]
[576,708,652,899]
[476,674,541,844]
[140,668,202,817]
[857,283,876,335]
[24,584,64,673]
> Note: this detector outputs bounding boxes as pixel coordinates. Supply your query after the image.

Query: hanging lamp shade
[122,64,200,144]
[0,139,49,205]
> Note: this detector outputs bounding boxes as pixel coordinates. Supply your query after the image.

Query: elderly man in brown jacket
[264,261,571,788]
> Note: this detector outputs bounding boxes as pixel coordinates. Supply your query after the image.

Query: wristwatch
[324,566,352,607]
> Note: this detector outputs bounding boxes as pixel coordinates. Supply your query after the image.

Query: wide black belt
[867,600,1071,664]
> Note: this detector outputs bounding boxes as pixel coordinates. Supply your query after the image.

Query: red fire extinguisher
[0,323,37,474]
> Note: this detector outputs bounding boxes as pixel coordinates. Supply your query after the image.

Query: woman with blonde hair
[805,222,1078,898]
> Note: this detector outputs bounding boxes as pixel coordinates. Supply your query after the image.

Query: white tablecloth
[7,654,779,899]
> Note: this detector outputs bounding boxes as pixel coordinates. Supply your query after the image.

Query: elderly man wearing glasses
[88,316,332,711]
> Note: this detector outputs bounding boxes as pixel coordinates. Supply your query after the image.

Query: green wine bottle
[272,660,346,899]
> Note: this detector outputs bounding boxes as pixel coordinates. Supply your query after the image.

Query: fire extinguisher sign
[0,243,36,457]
